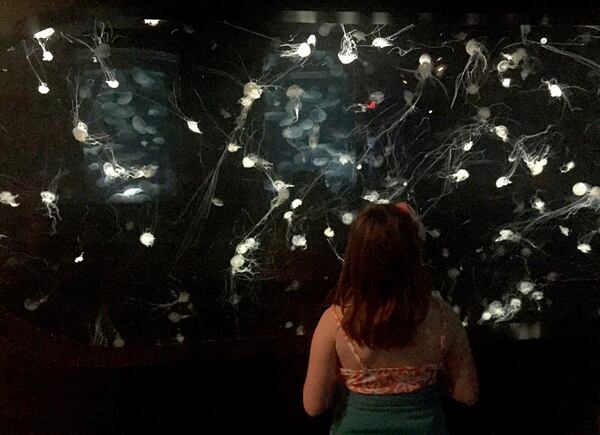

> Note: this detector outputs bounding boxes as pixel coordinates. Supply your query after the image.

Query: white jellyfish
[290,199,302,209]
[291,234,307,249]
[139,231,155,247]
[324,227,335,238]
[531,197,546,213]
[285,84,304,124]
[517,280,535,295]
[337,25,358,64]
[560,161,575,173]
[451,39,489,107]
[40,190,61,234]
[144,19,162,26]
[211,197,224,207]
[495,229,521,242]
[577,243,591,253]
[451,169,470,183]
[0,191,20,207]
[74,252,85,263]
[572,182,589,196]
[38,83,50,94]
[227,142,240,153]
[496,176,512,188]
[447,268,461,279]
[242,156,256,168]
[33,28,55,62]
[493,125,509,141]
[341,212,355,225]
[186,120,202,134]
[501,77,511,88]
[559,225,570,236]
[463,141,474,151]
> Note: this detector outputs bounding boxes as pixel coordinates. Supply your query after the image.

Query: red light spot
[367,101,377,109]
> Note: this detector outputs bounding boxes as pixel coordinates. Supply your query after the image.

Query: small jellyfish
[230,254,245,269]
[477,107,491,120]
[291,234,307,249]
[38,83,50,94]
[74,252,85,263]
[341,212,355,225]
[572,182,589,196]
[242,156,256,168]
[33,28,55,62]
[139,231,155,247]
[496,176,512,188]
[291,199,303,209]
[501,78,512,88]
[337,25,358,64]
[577,243,591,253]
[447,268,461,279]
[324,227,335,238]
[463,141,474,151]
[493,125,509,141]
[0,191,20,207]
[559,225,570,236]
[211,198,224,207]
[186,120,202,134]
[517,280,535,295]
[560,161,575,173]
[227,142,240,153]
[113,335,125,348]
[451,169,470,183]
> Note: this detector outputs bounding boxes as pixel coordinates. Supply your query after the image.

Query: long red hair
[328,204,430,349]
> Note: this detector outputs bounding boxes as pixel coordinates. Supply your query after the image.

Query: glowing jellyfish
[187,120,202,134]
[560,161,575,173]
[211,198,224,207]
[451,169,470,183]
[283,211,294,223]
[227,142,240,153]
[372,37,393,48]
[296,43,311,58]
[546,82,563,98]
[285,84,304,123]
[291,234,307,249]
[481,311,492,322]
[307,34,316,46]
[33,28,55,62]
[532,197,546,213]
[577,243,591,253]
[324,227,335,238]
[0,191,20,207]
[502,78,511,88]
[477,107,491,120]
[243,81,263,101]
[488,301,505,318]
[106,79,119,89]
[139,231,155,247]
[447,268,461,279]
[463,141,474,151]
[572,182,589,196]
[338,154,354,165]
[341,212,355,225]
[296,325,305,336]
[38,83,50,94]
[517,280,535,295]
[525,156,548,176]
[144,19,161,26]
[496,176,512,188]
[242,156,256,168]
[510,298,522,310]
[72,121,89,142]
[540,37,548,44]
[531,291,544,301]
[559,225,570,236]
[337,26,358,64]
[493,125,509,141]
[230,254,245,269]
[113,335,125,348]
[24,294,49,311]
[452,39,488,107]
[291,199,302,209]
[176,334,185,343]
[74,252,84,263]
[495,229,520,242]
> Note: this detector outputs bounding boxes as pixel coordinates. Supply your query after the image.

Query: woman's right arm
[441,307,479,406]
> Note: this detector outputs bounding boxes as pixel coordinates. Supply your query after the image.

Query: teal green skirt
[330,385,448,435]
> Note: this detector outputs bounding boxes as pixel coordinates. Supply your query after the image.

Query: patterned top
[332,300,447,395]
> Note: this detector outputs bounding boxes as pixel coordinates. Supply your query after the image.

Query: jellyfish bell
[296,42,311,58]
[341,212,355,225]
[186,120,202,134]
[463,141,474,151]
[418,53,432,65]
[286,84,304,99]
[481,311,492,321]
[589,186,600,199]
[227,142,240,153]
[291,199,303,209]
[230,254,245,269]
[477,107,491,119]
[501,78,511,88]
[465,39,480,56]
[291,234,307,248]
[517,280,535,295]
[139,231,155,247]
[324,227,335,238]
[493,125,509,141]
[38,83,50,94]
[243,81,263,100]
[33,27,55,40]
[242,156,256,168]
[447,268,461,279]
[106,80,119,89]
[451,169,470,183]
[572,182,589,196]
[496,176,512,188]
[577,243,591,253]
[372,37,392,48]
[72,121,89,142]
[307,34,317,46]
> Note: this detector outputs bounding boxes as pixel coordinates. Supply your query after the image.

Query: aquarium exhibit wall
[1,8,599,353]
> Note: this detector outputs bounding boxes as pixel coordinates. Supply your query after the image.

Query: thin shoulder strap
[330,305,365,368]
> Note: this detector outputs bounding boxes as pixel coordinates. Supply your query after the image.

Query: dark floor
[1,330,599,435]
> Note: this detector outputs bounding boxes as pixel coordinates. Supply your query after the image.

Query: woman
[303,203,478,434]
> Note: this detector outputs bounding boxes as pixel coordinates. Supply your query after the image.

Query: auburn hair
[328,204,430,349]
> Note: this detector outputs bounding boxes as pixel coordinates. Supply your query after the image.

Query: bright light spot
[451,169,470,183]
[106,80,119,89]
[526,157,548,176]
[291,234,307,248]
[560,161,575,173]
[283,211,294,222]
[307,34,316,46]
[548,83,562,98]
[577,243,591,253]
[493,125,509,141]
[291,199,303,209]
[532,197,545,212]
[40,191,56,204]
[139,231,155,247]
[123,188,143,197]
[242,156,256,168]
[187,120,202,134]
[495,229,519,242]
[419,53,432,65]
[502,77,511,88]
[324,227,335,238]
[72,122,88,142]
[338,52,358,64]
[0,191,20,207]
[296,42,311,58]
[341,212,354,225]
[38,83,50,94]
[517,280,535,295]
[531,291,544,301]
[42,51,53,61]
[74,252,84,263]
[540,37,548,44]
[144,19,161,26]
[590,186,600,199]
[211,197,224,207]
[230,254,245,269]
[463,141,474,151]
[496,176,512,188]
[559,225,570,236]
[481,311,492,321]
[372,37,393,48]
[572,182,589,196]
[227,142,240,153]
[33,28,55,39]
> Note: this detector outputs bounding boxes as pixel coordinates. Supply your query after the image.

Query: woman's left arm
[303,308,339,417]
